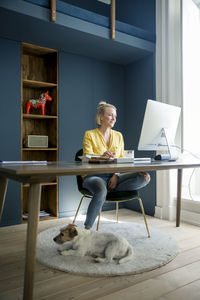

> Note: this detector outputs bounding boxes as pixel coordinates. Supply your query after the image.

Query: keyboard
[114,157,134,163]
[134,157,151,163]
[114,157,151,163]
[134,157,151,161]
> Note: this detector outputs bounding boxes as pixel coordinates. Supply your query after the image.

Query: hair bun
[98,101,107,107]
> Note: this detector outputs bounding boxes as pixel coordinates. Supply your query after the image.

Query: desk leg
[23,183,41,300]
[0,176,8,220]
[176,169,183,227]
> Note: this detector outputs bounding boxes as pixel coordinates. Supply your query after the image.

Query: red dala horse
[26,91,52,115]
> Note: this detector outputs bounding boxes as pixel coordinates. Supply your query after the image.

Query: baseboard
[155,205,200,226]
[0,218,21,227]
[59,203,117,219]
[59,209,87,219]
[154,205,176,221]
[180,210,200,226]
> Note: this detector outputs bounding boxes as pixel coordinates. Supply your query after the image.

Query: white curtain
[182,0,200,200]
[155,0,182,220]
[155,0,200,226]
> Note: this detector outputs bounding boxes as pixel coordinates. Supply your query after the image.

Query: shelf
[23,182,57,188]
[22,148,57,151]
[21,42,58,223]
[23,114,58,119]
[22,215,57,223]
[22,42,56,55]
[23,79,57,88]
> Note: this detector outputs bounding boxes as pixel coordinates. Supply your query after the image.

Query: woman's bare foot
[139,172,151,182]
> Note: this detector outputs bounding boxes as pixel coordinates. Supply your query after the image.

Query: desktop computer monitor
[138,100,181,160]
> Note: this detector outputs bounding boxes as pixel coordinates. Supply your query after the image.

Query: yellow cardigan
[83,128,124,158]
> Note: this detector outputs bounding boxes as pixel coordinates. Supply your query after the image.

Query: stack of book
[23,210,51,220]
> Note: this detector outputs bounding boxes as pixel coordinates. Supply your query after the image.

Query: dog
[53,224,133,264]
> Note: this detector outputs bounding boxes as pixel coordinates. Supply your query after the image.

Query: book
[79,155,151,164]
[23,210,51,220]
[0,160,47,165]
[88,157,115,164]
[79,155,114,163]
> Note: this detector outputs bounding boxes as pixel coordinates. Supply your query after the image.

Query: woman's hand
[107,174,118,191]
[102,151,115,158]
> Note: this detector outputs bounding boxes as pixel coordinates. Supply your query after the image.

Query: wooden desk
[0,159,200,300]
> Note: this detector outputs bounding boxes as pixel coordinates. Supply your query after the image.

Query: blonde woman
[82,101,150,229]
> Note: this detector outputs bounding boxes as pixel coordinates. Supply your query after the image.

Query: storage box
[24,135,48,148]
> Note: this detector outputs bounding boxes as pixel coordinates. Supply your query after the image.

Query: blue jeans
[82,172,149,228]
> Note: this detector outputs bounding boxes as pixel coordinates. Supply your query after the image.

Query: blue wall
[124,55,156,151]
[0,38,126,225]
[116,0,155,32]
[124,54,156,215]
[0,38,21,226]
[0,0,156,225]
[58,51,125,217]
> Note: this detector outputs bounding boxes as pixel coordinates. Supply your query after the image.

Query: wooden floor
[0,209,200,300]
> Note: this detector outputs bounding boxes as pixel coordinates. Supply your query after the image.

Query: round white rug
[36,221,179,276]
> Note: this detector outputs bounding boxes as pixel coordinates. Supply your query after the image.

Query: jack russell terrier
[53,224,133,264]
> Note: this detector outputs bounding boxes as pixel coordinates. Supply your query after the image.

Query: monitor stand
[159,128,178,161]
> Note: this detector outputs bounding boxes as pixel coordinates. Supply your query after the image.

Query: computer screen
[138,100,181,160]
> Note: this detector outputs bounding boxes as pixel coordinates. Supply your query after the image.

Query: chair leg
[96,210,101,231]
[138,197,150,238]
[116,201,119,222]
[72,195,85,224]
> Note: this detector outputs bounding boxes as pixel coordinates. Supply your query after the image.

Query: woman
[82,101,150,229]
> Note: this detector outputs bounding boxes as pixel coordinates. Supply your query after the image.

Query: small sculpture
[26,91,52,115]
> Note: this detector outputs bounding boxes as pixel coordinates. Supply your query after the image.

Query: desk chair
[73,149,150,237]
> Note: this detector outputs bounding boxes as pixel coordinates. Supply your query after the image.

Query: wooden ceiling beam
[51,0,56,22]
[110,0,116,40]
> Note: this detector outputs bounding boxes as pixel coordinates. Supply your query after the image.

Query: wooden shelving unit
[21,42,58,222]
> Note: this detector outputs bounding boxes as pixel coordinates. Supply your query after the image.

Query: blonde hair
[95,101,117,125]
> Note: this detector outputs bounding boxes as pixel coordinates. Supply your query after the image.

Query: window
[182,0,200,202]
